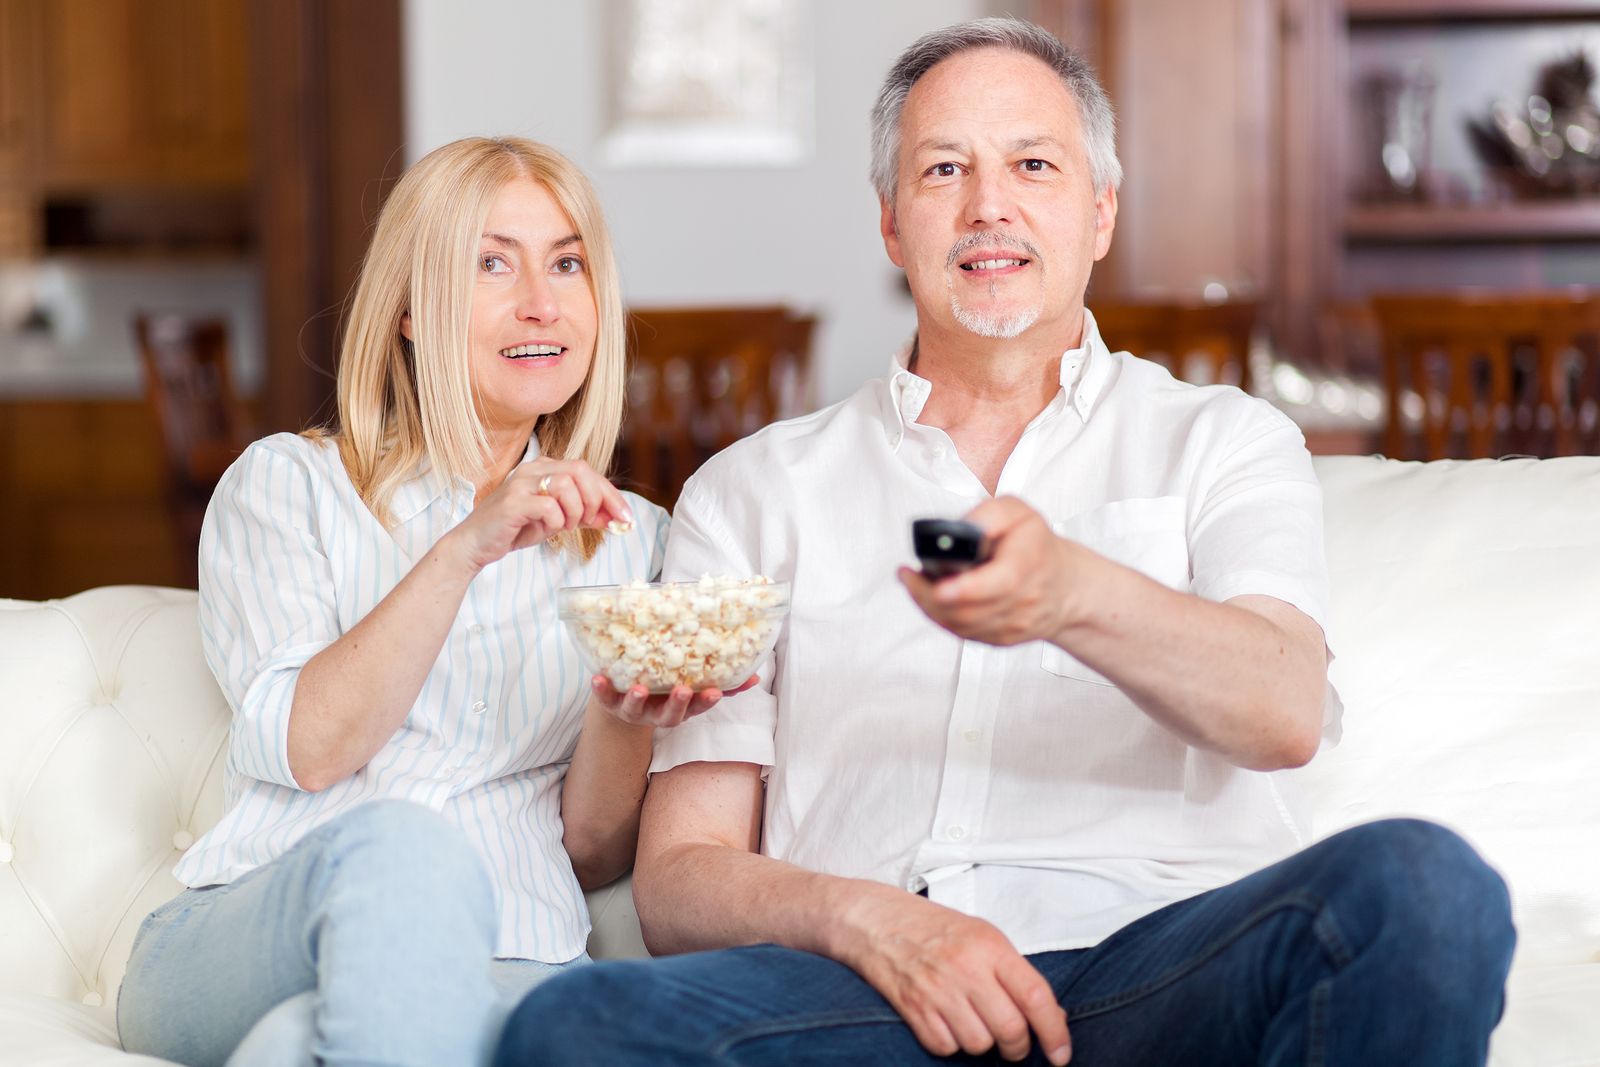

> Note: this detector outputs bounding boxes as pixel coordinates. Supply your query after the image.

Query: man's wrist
[821,877,912,967]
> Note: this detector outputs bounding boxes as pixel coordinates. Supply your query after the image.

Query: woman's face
[466,176,598,439]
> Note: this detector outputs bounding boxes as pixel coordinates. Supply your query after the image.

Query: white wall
[402,0,1008,406]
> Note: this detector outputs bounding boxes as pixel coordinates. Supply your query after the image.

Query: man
[497,17,1514,1066]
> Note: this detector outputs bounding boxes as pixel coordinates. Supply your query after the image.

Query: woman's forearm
[286,534,478,790]
[561,699,655,888]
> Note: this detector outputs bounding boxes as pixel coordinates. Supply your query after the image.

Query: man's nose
[515,273,561,323]
[965,163,1017,228]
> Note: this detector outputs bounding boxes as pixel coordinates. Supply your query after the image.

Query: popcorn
[561,576,786,693]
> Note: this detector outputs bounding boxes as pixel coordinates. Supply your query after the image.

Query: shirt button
[932,446,947,460]
[172,830,194,850]
[947,825,966,841]
[469,623,485,636]
[471,700,487,714]
[963,729,980,745]
[82,991,103,1008]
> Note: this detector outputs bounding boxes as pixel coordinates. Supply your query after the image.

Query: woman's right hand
[446,458,633,575]
[589,674,760,728]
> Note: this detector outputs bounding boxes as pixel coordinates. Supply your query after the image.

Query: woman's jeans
[496,819,1516,1066]
[118,799,585,1067]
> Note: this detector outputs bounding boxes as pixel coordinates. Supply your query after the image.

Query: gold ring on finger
[537,474,553,495]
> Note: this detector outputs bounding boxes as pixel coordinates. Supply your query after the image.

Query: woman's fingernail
[1050,1045,1071,1065]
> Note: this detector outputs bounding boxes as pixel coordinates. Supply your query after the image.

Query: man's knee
[1321,819,1515,965]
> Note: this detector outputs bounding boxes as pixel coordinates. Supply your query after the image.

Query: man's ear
[399,312,413,342]
[880,198,905,269]
[1092,184,1118,263]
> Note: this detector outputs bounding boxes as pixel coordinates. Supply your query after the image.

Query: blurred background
[1,0,1596,599]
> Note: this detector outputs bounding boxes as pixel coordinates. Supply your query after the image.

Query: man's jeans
[118,799,583,1067]
[496,819,1514,1066]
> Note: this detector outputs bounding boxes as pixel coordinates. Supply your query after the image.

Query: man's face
[881,47,1116,343]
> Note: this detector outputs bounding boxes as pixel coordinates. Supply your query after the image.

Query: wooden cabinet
[33,0,250,190]
[0,399,179,600]
[0,0,37,257]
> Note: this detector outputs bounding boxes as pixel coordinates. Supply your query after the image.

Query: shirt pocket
[1041,496,1190,686]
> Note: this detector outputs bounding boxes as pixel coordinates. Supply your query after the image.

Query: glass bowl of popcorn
[557,576,790,694]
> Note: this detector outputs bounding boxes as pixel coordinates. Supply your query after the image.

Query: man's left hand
[899,497,1089,647]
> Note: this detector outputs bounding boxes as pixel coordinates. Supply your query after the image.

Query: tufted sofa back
[0,588,228,1007]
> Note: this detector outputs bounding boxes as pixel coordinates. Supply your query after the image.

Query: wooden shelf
[1345,200,1600,242]
[1347,0,1600,21]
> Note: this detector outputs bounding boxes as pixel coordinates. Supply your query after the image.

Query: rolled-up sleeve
[1188,405,1329,634]
[197,440,339,790]
[649,476,779,775]
[1186,402,1342,739]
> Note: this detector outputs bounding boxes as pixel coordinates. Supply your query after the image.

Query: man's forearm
[1055,562,1326,770]
[635,840,899,961]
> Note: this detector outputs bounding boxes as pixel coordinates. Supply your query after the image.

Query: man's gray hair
[869,17,1123,204]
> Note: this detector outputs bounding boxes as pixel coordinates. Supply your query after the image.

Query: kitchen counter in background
[0,257,263,598]
[0,257,263,396]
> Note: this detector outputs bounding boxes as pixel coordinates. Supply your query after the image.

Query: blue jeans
[496,819,1514,1066]
[118,799,585,1067]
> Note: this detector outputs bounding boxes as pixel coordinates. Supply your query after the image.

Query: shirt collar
[880,308,1114,448]
[389,432,540,525]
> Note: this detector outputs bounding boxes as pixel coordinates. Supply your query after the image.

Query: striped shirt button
[471,700,488,714]
[469,623,485,636]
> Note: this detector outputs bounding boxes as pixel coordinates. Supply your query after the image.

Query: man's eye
[481,254,510,273]
[1021,159,1051,172]
[929,162,959,178]
[553,256,585,274]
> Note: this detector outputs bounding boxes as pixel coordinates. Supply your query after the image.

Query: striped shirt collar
[389,433,542,525]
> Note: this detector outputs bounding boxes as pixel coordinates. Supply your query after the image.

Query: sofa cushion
[1304,456,1600,967]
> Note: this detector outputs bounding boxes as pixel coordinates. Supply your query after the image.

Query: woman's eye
[481,254,510,273]
[552,256,585,274]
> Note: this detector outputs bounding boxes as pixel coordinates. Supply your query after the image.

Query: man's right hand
[838,889,1072,1064]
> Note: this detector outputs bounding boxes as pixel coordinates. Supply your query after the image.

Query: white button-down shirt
[177,432,667,962]
[652,311,1337,954]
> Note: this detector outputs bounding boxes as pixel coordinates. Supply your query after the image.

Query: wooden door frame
[247,0,404,433]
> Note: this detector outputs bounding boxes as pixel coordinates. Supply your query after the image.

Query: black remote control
[912,518,992,580]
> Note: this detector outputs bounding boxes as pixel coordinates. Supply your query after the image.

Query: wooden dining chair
[1089,300,1259,392]
[1370,292,1600,460]
[618,306,817,508]
[133,314,251,585]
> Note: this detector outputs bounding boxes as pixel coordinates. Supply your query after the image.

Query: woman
[117,137,738,1067]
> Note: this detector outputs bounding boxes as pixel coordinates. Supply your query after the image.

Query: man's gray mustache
[945,233,1042,267]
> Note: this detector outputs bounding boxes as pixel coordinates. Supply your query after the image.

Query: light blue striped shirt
[176,431,668,962]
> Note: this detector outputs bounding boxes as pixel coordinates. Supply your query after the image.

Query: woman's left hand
[589,675,760,728]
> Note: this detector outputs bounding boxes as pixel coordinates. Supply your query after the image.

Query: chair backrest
[132,314,249,490]
[1370,292,1600,460]
[1090,300,1258,392]
[619,306,816,508]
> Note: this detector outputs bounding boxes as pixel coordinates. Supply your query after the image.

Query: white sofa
[2,455,1597,1066]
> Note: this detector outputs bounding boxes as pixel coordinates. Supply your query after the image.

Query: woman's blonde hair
[316,136,627,559]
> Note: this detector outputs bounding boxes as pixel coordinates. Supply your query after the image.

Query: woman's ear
[399,312,413,342]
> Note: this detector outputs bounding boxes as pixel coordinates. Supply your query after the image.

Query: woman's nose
[515,274,560,323]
